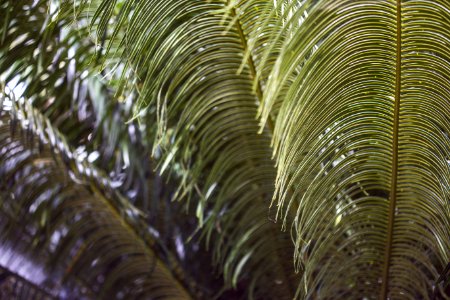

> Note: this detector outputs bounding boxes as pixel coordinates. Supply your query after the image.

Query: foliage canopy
[0,0,449,299]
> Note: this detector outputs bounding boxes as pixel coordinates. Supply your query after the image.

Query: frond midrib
[0,264,56,299]
[381,0,402,298]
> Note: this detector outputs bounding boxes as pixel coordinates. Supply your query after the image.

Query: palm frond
[87,0,298,298]
[0,0,153,208]
[0,2,231,296]
[0,95,191,298]
[251,0,450,298]
[90,0,450,298]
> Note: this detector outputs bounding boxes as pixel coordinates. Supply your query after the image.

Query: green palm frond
[0,96,191,298]
[87,0,298,298]
[251,0,450,298]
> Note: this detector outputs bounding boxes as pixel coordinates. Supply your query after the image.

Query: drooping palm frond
[0,95,192,299]
[87,0,298,298]
[81,1,296,298]
[250,0,450,299]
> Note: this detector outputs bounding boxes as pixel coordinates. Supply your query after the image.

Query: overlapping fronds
[88,0,450,298]
[0,96,191,299]
[0,0,152,207]
[1,0,449,298]
[87,0,297,298]
[0,1,232,297]
[250,0,450,298]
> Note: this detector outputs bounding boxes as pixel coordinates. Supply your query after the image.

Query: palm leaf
[87,0,298,298]
[0,95,191,298]
[251,0,450,298]
[0,0,153,209]
[2,0,449,298]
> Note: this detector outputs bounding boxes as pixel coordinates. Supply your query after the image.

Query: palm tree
[0,0,449,299]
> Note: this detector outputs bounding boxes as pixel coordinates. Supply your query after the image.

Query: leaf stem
[0,264,56,299]
[381,0,402,298]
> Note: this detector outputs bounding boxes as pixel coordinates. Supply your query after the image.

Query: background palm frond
[0,95,191,299]
[0,265,55,299]
[0,0,153,209]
